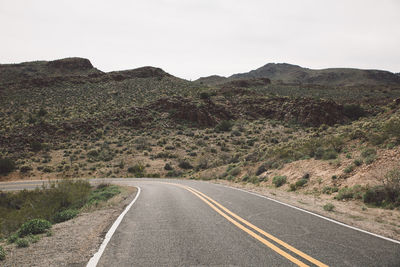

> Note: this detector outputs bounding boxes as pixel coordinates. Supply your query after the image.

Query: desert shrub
[363,186,387,206]
[272,176,287,187]
[289,183,297,191]
[0,245,5,260]
[127,163,145,177]
[343,104,366,120]
[364,155,376,165]
[229,166,241,176]
[52,209,79,223]
[335,185,363,200]
[256,164,268,176]
[361,148,377,158]
[295,178,308,188]
[368,133,387,146]
[322,186,338,194]
[353,159,363,166]
[199,92,210,99]
[383,117,400,138]
[323,203,335,212]
[343,165,354,173]
[16,238,29,248]
[30,141,42,152]
[215,120,233,132]
[0,158,15,175]
[87,185,121,205]
[178,160,193,169]
[321,149,338,160]
[7,233,18,243]
[37,107,47,117]
[18,219,52,237]
[20,165,33,173]
[164,163,173,170]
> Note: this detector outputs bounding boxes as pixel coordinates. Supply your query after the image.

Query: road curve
[1,178,399,266]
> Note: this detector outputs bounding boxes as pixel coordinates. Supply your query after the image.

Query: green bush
[0,245,5,260]
[323,203,335,211]
[364,155,376,165]
[53,209,79,223]
[343,165,354,174]
[361,148,377,158]
[363,186,387,206]
[215,120,233,132]
[343,104,366,120]
[16,238,29,248]
[164,163,173,170]
[20,165,33,173]
[272,176,287,187]
[383,117,400,138]
[335,185,363,200]
[178,160,193,169]
[18,219,52,237]
[87,185,121,205]
[321,149,338,160]
[295,178,308,188]
[353,159,363,166]
[0,158,15,175]
[7,233,18,244]
[127,164,145,176]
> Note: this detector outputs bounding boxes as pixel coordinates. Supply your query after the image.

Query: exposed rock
[148,96,233,126]
[46,57,94,71]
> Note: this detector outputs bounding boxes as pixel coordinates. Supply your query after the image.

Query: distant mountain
[0,58,173,87]
[195,75,227,86]
[195,63,400,87]
[230,63,400,87]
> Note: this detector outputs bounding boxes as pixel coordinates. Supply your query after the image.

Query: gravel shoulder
[1,186,137,267]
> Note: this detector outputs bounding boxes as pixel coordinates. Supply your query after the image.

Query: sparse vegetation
[323,203,335,212]
[272,176,287,187]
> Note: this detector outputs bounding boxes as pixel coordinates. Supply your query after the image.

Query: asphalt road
[1,178,399,266]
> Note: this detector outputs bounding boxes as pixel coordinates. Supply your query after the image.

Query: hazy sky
[1,0,399,80]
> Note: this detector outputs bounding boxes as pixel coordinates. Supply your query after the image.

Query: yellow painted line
[188,186,329,267]
[180,185,310,267]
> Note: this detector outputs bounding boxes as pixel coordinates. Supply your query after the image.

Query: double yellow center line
[171,183,328,267]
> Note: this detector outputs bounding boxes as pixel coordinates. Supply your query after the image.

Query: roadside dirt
[211,180,400,241]
[1,186,137,267]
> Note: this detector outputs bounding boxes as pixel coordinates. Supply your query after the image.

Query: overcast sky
[1,0,399,80]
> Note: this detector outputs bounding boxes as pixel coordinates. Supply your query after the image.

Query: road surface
[1,178,399,266]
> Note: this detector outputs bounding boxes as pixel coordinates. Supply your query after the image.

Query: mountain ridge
[196,62,400,87]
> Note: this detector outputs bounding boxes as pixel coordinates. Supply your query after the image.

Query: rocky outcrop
[46,57,94,71]
[148,96,233,126]
[231,97,347,127]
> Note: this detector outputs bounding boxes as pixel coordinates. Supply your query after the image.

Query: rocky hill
[196,63,400,88]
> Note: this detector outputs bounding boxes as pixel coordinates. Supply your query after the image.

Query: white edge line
[213,183,400,245]
[86,186,141,267]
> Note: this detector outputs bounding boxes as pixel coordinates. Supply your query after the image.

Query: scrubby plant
[127,163,145,177]
[0,245,5,260]
[164,163,173,170]
[365,168,400,207]
[20,165,33,173]
[343,104,366,120]
[343,164,354,174]
[0,158,15,175]
[215,120,233,132]
[272,176,287,187]
[323,203,335,211]
[295,178,308,188]
[18,219,52,237]
[178,160,193,169]
[16,238,29,248]
[52,209,79,223]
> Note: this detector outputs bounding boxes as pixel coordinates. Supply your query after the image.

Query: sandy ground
[211,179,400,241]
[1,186,137,267]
